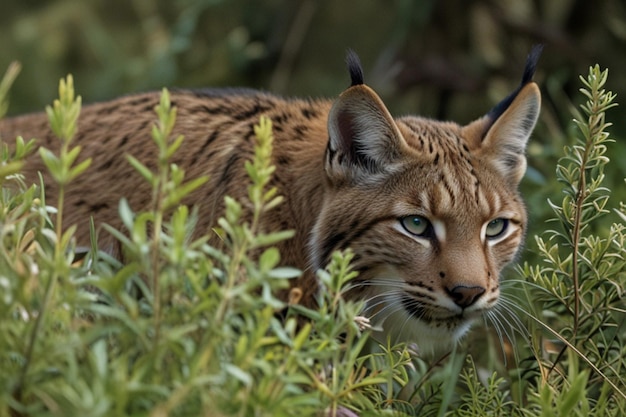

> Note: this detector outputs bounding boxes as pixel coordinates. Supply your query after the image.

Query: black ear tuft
[346,49,364,86]
[521,44,544,85]
[487,45,543,122]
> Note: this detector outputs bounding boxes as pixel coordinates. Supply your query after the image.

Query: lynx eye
[400,215,431,237]
[485,218,509,239]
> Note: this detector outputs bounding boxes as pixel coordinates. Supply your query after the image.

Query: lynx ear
[478,83,540,185]
[326,51,406,182]
[463,45,542,185]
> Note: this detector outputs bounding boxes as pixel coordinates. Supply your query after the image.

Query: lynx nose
[447,285,485,309]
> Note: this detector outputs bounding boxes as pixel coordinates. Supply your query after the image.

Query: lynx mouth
[364,294,483,350]
[400,294,478,327]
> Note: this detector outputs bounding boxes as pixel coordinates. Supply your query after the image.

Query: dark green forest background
[1,0,626,256]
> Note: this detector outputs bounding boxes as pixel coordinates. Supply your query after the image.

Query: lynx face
[311,49,541,351]
[0,48,541,352]
[311,117,530,352]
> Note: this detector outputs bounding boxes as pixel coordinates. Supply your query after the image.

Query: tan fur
[0,60,540,351]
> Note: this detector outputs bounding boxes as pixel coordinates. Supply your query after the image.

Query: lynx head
[311,47,542,353]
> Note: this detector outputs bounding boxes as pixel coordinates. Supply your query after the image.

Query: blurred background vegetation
[1,0,625,273]
[1,1,626,413]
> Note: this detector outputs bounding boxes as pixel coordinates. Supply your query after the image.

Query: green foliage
[519,65,626,414]
[0,62,20,120]
[0,63,36,183]
[1,63,626,416]
[452,357,517,416]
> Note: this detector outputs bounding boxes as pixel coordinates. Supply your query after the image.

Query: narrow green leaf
[224,364,252,387]
[259,247,280,271]
[126,154,154,185]
[268,267,301,280]
[39,147,61,176]
[162,176,209,210]
[0,160,23,179]
[64,145,82,166]
[67,157,92,181]
[165,134,185,159]
[253,230,295,247]
[118,198,135,230]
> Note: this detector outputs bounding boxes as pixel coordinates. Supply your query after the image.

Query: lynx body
[0,49,541,351]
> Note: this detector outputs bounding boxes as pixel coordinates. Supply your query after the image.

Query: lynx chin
[0,47,542,353]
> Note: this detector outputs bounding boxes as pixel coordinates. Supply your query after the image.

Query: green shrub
[517,65,626,416]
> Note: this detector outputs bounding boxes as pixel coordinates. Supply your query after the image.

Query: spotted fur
[0,47,541,352]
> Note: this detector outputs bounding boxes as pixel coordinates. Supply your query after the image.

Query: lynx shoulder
[0,47,542,351]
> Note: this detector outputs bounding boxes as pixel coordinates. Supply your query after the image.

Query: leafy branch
[521,65,626,411]
[560,67,618,334]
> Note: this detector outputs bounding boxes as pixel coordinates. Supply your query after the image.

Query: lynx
[0,47,541,352]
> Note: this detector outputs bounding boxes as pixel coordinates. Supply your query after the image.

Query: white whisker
[485,310,509,365]
[348,279,408,292]
[501,279,553,295]
[498,301,533,335]
[367,294,404,321]
[497,297,529,331]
